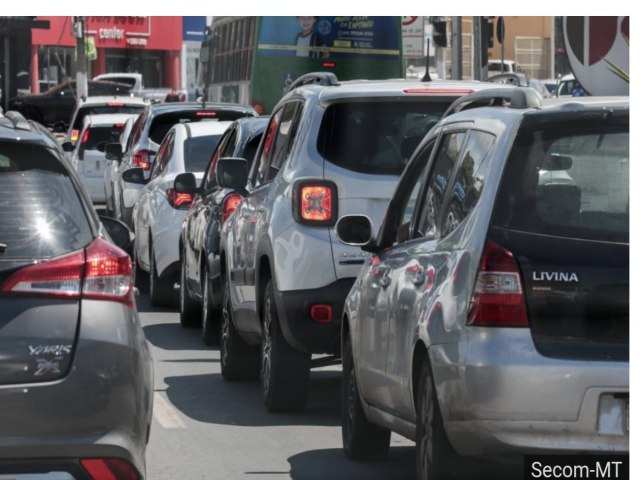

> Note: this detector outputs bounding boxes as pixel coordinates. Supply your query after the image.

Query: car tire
[149,240,175,307]
[200,265,221,345]
[415,357,459,480]
[341,334,390,460]
[179,249,200,328]
[261,279,311,412]
[220,278,260,380]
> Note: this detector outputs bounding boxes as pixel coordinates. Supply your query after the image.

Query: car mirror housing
[121,167,148,185]
[216,157,249,190]
[61,141,75,152]
[174,172,200,194]
[105,143,123,162]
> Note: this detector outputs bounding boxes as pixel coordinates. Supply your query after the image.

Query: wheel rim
[261,296,272,394]
[419,379,435,477]
[149,249,155,295]
[180,260,186,314]
[221,287,230,367]
[346,359,357,444]
[202,272,209,333]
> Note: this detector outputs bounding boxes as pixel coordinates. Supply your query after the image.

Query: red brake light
[166,189,194,209]
[132,150,152,170]
[107,102,125,107]
[81,458,140,480]
[2,238,134,308]
[467,240,528,327]
[113,123,125,128]
[321,61,336,68]
[292,180,338,225]
[81,128,90,144]
[310,304,332,323]
[71,129,80,142]
[196,111,217,117]
[403,88,475,95]
[222,193,243,222]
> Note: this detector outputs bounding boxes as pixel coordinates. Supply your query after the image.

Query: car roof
[76,95,147,106]
[82,113,141,126]
[176,120,234,137]
[147,102,255,115]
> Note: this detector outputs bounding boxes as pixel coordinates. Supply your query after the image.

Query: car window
[220,127,238,158]
[150,133,172,179]
[241,132,265,168]
[0,142,92,259]
[127,111,146,150]
[440,131,495,237]
[264,101,302,182]
[79,124,125,153]
[492,126,629,243]
[148,110,249,145]
[72,105,144,131]
[416,131,466,238]
[184,134,223,173]
[317,100,449,175]
[254,109,282,186]
[203,129,231,191]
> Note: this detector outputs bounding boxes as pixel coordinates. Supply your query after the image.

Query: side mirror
[53,121,66,133]
[99,215,134,252]
[174,172,200,194]
[105,142,123,161]
[336,215,375,247]
[216,157,248,190]
[96,142,107,153]
[61,141,75,152]
[122,167,148,185]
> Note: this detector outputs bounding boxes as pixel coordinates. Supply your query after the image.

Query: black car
[177,116,269,344]
[8,79,132,128]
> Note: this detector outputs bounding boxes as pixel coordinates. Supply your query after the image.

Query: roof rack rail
[287,72,339,93]
[442,87,541,119]
[4,111,32,131]
[485,72,529,87]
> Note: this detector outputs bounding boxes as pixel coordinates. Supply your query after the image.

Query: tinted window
[81,125,125,151]
[0,143,92,259]
[149,111,249,144]
[184,135,223,173]
[72,105,143,131]
[416,132,465,238]
[241,132,264,167]
[441,131,495,236]
[492,127,629,243]
[318,100,449,175]
[254,110,281,186]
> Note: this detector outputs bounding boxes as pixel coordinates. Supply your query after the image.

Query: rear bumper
[0,301,153,476]
[272,278,355,355]
[430,327,629,456]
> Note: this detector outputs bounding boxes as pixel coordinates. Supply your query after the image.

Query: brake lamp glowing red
[81,458,140,480]
[467,240,528,327]
[133,150,152,170]
[223,194,243,222]
[107,102,125,107]
[402,88,475,95]
[300,186,332,222]
[322,61,336,68]
[81,129,90,144]
[196,111,217,117]
[166,189,194,209]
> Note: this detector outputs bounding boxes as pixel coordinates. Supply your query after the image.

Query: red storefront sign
[32,16,182,50]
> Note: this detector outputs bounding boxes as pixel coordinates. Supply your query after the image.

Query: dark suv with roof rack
[337,89,629,478]
[107,101,257,228]
[0,111,153,478]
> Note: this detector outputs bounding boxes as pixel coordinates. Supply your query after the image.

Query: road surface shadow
[143,322,216,352]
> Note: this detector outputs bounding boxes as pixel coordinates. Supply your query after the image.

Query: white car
[105,115,138,217]
[132,120,232,306]
[69,113,137,204]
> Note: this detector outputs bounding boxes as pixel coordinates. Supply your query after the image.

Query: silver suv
[217,73,510,412]
[337,91,629,478]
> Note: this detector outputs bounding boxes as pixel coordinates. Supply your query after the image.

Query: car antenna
[421,39,432,82]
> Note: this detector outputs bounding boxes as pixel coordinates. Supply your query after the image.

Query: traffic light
[432,19,447,48]
[484,17,495,49]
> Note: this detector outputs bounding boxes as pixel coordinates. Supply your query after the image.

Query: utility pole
[451,17,462,80]
[73,16,87,99]
[473,17,482,80]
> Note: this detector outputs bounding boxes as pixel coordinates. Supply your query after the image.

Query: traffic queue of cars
[0,71,628,479]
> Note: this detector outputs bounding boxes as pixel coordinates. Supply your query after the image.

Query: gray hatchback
[0,112,153,478]
[338,91,629,478]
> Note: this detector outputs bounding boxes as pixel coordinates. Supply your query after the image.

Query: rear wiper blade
[0,243,6,252]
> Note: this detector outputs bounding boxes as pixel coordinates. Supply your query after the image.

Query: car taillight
[292,180,337,226]
[71,129,80,142]
[467,240,528,327]
[81,128,90,144]
[196,111,217,117]
[81,458,140,480]
[1,238,134,309]
[133,149,152,170]
[166,188,193,209]
[107,102,125,107]
[222,193,243,223]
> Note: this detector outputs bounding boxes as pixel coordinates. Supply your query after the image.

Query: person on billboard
[294,17,329,58]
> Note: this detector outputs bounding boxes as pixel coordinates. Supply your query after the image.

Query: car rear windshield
[149,111,250,145]
[72,105,143,131]
[317,99,450,175]
[81,125,125,151]
[184,134,223,172]
[0,142,92,259]
[492,125,629,243]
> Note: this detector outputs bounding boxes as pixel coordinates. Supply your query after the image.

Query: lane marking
[153,392,186,429]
